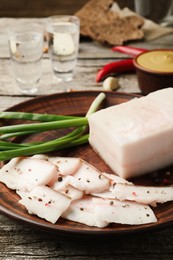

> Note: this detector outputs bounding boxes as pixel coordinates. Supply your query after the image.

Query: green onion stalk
[0,93,106,161]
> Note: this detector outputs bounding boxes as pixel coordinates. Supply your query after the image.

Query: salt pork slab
[88,88,173,179]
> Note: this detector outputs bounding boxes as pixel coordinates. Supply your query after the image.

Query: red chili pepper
[112,46,148,56]
[96,59,135,82]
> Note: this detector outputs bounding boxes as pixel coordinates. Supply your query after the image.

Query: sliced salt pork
[16,189,29,199]
[111,183,173,206]
[93,198,157,225]
[49,175,71,191]
[92,190,115,200]
[32,155,82,176]
[92,173,133,199]
[59,185,84,200]
[0,157,58,191]
[62,196,108,228]
[88,88,173,179]
[19,185,71,224]
[47,156,82,176]
[101,172,132,185]
[69,160,110,193]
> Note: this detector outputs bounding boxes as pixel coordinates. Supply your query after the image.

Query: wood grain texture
[0,214,173,259]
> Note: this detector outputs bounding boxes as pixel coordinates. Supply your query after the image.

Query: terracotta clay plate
[0,91,173,237]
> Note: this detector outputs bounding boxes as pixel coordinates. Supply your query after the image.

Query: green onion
[0,130,84,160]
[0,111,81,121]
[0,92,106,161]
[0,130,44,140]
[0,141,26,150]
[85,92,105,117]
[0,118,88,135]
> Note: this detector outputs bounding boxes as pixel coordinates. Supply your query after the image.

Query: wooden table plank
[0,215,173,259]
[0,58,139,97]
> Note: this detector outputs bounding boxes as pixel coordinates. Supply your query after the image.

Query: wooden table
[0,18,173,259]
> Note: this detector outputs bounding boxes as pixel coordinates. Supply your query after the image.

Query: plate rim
[0,90,173,237]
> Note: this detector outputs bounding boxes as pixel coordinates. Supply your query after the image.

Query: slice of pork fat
[19,185,71,224]
[32,155,82,176]
[47,156,82,176]
[0,157,58,191]
[69,160,110,193]
[93,198,157,225]
[59,185,84,200]
[101,172,132,185]
[62,196,157,227]
[48,160,110,194]
[111,183,173,206]
[88,88,173,179]
[93,172,173,206]
[62,196,108,228]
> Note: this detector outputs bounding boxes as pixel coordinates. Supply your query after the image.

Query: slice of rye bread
[89,16,144,45]
[75,0,144,45]
[75,0,119,36]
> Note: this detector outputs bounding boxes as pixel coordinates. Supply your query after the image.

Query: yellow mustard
[137,50,173,73]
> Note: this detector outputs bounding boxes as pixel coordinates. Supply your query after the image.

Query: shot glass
[46,15,80,82]
[7,22,44,94]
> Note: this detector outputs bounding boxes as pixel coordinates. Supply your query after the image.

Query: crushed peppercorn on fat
[92,172,173,207]
[19,185,71,224]
[0,157,58,191]
[0,155,172,227]
[62,196,157,227]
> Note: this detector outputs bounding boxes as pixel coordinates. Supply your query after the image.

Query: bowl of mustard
[134,49,173,94]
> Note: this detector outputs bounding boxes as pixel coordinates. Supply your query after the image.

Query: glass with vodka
[7,22,44,94]
[46,15,80,82]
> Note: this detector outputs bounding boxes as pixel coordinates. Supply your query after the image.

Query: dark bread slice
[89,16,144,45]
[75,0,144,45]
[75,0,119,36]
